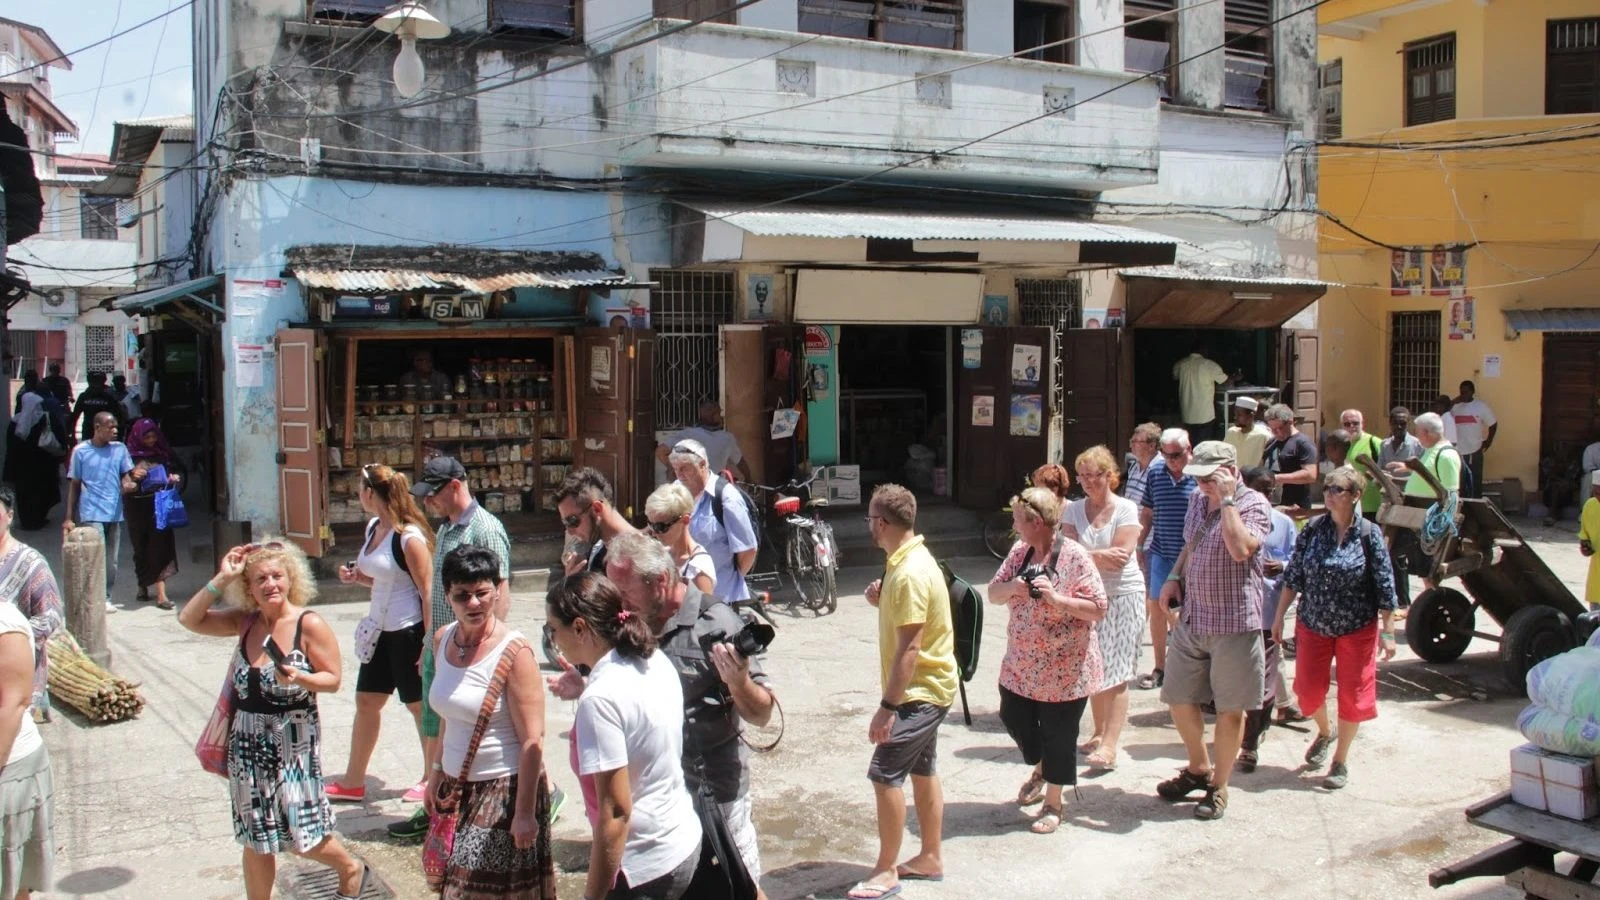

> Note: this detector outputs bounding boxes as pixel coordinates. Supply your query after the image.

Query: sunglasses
[1341,421,1361,428]
[646,518,678,534]
[561,512,588,529]
[1323,484,1354,496]
[1162,450,1186,460]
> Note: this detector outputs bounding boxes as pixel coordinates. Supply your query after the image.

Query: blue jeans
[1146,550,1177,601]
[84,521,121,599]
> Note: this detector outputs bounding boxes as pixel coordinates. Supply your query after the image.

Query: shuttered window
[1405,33,1456,126]
[653,0,735,24]
[1547,18,1600,115]
[491,0,578,36]
[798,0,963,50]
[1319,59,1342,140]
[1224,0,1272,111]
[1125,0,1176,99]
[308,0,388,23]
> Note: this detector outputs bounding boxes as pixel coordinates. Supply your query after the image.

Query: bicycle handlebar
[750,471,823,495]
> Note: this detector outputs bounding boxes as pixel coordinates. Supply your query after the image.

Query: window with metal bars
[1125,0,1175,99]
[1017,279,1081,418]
[1319,59,1342,140]
[1548,18,1600,114]
[85,325,118,376]
[1224,0,1272,112]
[7,330,66,380]
[649,270,737,430]
[798,0,963,50]
[1405,34,1456,126]
[80,196,118,241]
[1388,311,1441,418]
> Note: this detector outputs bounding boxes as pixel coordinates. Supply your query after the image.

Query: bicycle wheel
[983,510,1016,560]
[788,525,836,614]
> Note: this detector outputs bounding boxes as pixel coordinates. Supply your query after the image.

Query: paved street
[34,516,1594,899]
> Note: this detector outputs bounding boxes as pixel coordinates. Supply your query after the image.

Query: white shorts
[719,793,762,880]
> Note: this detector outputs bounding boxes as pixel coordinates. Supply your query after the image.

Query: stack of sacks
[1517,644,1600,758]
[1509,744,1599,820]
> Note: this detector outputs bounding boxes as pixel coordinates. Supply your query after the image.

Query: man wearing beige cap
[1223,396,1271,468]
[1154,440,1271,821]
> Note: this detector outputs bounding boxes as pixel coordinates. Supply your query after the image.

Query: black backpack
[708,475,761,534]
[938,559,984,725]
[365,519,411,575]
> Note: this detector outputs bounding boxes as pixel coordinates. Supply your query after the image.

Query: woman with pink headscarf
[121,419,180,609]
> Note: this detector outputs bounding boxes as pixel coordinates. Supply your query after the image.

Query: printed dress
[226,614,336,855]
[0,543,63,715]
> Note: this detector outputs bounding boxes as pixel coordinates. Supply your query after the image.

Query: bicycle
[984,504,1016,560]
[741,472,840,615]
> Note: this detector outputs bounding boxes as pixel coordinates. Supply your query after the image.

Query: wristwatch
[1221,497,1236,508]
[880,699,900,712]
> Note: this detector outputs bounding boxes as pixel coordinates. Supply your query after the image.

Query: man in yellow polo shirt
[850,483,956,900]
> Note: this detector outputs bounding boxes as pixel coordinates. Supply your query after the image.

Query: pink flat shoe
[325,781,366,802]
[402,780,428,803]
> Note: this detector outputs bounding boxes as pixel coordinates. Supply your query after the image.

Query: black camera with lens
[1017,563,1051,599]
[704,619,775,659]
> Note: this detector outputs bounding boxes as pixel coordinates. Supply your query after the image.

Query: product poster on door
[1009,394,1042,436]
[1011,344,1041,387]
[972,395,994,427]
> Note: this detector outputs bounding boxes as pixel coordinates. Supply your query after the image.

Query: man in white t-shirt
[656,400,753,483]
[1173,345,1231,442]
[1451,380,1497,499]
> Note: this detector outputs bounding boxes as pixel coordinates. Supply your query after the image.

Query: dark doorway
[837,325,948,495]
[1131,328,1276,425]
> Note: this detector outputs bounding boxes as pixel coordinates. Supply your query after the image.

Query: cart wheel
[1498,606,1576,695]
[1405,587,1475,663]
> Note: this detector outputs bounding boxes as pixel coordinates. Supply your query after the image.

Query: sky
[1,0,194,157]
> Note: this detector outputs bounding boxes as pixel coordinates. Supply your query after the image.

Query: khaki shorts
[1160,625,1265,713]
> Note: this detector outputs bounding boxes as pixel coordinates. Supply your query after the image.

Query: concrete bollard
[63,525,110,668]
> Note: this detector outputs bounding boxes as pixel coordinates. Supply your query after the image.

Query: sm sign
[426,294,487,321]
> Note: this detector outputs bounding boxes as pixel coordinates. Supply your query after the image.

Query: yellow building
[1317,0,1600,506]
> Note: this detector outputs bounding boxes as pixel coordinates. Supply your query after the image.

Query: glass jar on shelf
[382,384,401,415]
[401,383,418,415]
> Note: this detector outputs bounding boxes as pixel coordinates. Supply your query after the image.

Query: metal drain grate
[277,863,393,900]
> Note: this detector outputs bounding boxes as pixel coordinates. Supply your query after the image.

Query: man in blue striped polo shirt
[1137,428,1197,690]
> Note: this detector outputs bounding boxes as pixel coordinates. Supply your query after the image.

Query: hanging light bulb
[373,3,450,98]
[392,35,424,98]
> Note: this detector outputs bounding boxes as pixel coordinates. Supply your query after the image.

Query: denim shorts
[1146,551,1177,601]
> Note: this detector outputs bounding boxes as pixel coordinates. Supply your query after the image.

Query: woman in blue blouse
[1272,466,1398,790]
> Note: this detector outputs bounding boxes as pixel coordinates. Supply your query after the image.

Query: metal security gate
[649,270,736,429]
[1018,278,1082,424]
[1389,310,1441,416]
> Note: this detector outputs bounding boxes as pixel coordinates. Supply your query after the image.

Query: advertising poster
[1429,246,1467,296]
[1011,344,1042,387]
[972,395,995,427]
[1390,248,1425,296]
[1009,394,1042,436]
[960,328,983,369]
[1081,308,1107,328]
[1447,297,1476,341]
[982,294,1009,325]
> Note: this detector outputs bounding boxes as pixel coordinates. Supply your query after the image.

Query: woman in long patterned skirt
[178,539,369,900]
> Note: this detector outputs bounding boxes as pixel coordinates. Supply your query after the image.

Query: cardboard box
[1510,743,1548,776]
[1545,782,1599,821]
[1511,772,1549,811]
[1541,751,1598,789]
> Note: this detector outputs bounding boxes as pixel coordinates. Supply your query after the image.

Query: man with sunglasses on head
[552,466,634,576]
[387,455,515,840]
[669,439,757,603]
[1137,428,1197,691]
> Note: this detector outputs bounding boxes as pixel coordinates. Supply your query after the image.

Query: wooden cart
[1430,791,1599,899]
[1356,457,1595,693]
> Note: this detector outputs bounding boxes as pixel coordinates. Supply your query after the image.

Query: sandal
[1085,749,1118,771]
[1136,668,1164,690]
[1017,768,1045,805]
[155,597,174,610]
[1077,735,1103,754]
[1030,805,1062,834]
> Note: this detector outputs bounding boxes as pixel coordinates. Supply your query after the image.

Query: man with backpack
[669,439,757,602]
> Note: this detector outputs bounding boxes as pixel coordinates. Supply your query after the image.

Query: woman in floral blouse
[1273,465,1398,790]
[989,486,1108,835]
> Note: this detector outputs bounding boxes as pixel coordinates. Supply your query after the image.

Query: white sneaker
[105,600,117,613]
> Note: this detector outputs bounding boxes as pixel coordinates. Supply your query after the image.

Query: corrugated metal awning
[1118,265,1330,288]
[1503,308,1600,333]
[1118,264,1328,329]
[111,274,224,313]
[292,268,632,294]
[687,204,1181,244]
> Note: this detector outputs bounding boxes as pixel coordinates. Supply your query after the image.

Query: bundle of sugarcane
[45,633,145,723]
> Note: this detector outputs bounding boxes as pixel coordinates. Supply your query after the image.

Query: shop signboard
[427,294,487,322]
[804,325,832,356]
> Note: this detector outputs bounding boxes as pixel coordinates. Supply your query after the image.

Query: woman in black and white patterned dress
[1061,446,1148,771]
[178,540,369,900]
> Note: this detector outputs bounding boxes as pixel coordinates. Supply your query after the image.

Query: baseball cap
[411,456,467,498]
[670,439,709,466]
[1233,396,1259,412]
[1184,441,1237,478]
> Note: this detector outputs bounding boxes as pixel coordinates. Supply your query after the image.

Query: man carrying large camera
[548,529,776,891]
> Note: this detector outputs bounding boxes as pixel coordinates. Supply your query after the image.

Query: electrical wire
[7,1,197,77]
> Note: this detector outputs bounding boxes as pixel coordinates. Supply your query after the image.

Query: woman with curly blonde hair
[178,539,368,900]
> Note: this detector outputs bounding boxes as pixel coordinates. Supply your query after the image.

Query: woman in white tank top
[327,464,436,805]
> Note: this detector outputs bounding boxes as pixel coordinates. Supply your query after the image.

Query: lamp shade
[374,2,450,40]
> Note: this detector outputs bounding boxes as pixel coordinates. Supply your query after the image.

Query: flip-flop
[846,883,902,900]
[1085,750,1118,771]
[895,866,944,882]
[155,598,174,610]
